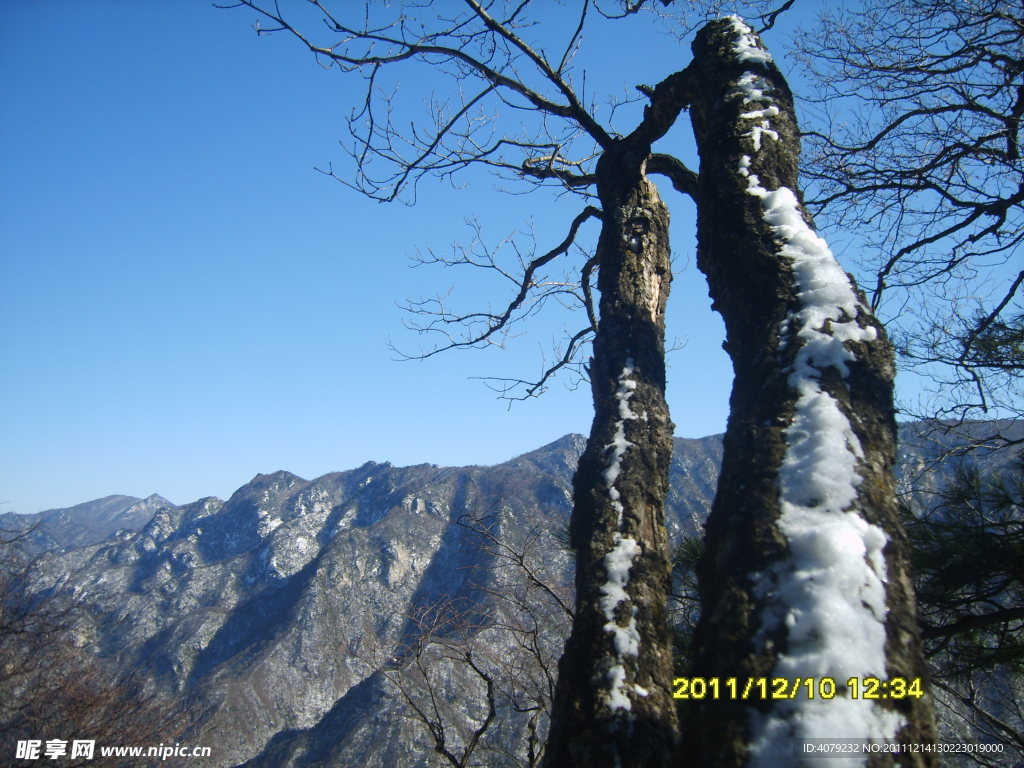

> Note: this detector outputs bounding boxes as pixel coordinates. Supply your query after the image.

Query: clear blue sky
[0,1,855,514]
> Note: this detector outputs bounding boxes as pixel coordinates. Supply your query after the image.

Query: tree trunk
[680,18,936,767]
[542,145,679,768]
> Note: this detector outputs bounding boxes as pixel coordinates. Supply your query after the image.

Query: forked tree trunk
[542,147,679,767]
[544,17,935,768]
[680,18,936,768]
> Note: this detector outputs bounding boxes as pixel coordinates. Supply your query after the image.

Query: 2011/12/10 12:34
[671,676,925,700]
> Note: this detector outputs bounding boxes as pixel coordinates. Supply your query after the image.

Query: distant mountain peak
[142,493,175,507]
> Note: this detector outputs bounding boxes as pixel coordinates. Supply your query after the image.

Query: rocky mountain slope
[14,423,1019,767]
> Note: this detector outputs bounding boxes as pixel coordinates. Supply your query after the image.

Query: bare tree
[456,511,573,730]
[676,19,936,766]
[794,0,1024,444]
[370,598,500,768]
[351,510,572,768]
[221,3,711,764]
[931,672,1024,768]
[223,3,936,765]
[792,6,1024,760]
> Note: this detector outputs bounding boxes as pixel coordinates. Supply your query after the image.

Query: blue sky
[1,1,831,514]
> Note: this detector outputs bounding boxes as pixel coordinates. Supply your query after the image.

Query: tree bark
[542,145,679,768]
[680,18,936,767]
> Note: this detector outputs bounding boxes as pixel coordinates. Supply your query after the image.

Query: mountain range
[5,422,1019,767]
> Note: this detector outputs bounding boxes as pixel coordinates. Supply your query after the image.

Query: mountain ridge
[0,493,175,554]
[11,422,1020,767]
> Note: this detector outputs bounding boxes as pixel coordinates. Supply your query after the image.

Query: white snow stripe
[725,20,906,764]
[599,360,645,713]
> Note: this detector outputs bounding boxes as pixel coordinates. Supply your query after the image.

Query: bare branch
[795,0,1024,428]
[396,206,601,364]
[756,0,796,33]
[475,326,595,401]
[462,0,614,149]
[647,153,699,198]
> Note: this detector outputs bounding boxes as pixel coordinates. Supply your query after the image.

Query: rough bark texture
[680,19,936,768]
[542,147,678,768]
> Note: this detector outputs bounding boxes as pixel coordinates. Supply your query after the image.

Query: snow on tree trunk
[543,147,678,768]
[680,18,937,768]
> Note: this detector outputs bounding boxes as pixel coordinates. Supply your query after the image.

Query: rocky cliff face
[18,425,1013,767]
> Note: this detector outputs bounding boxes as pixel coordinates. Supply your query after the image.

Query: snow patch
[734,73,779,151]
[737,155,876,379]
[257,508,283,536]
[598,361,646,712]
[603,361,639,513]
[605,665,631,711]
[727,16,773,65]
[748,384,899,766]
[600,535,642,659]
[727,36,905,762]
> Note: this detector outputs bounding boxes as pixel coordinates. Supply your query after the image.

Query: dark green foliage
[901,453,1024,762]
[967,312,1024,373]
[669,535,701,676]
[906,453,1024,674]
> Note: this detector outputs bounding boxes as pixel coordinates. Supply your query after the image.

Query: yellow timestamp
[671,676,925,700]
